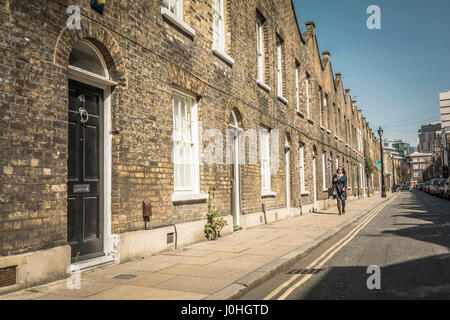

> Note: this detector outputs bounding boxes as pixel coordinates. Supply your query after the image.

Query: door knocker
[78,95,89,125]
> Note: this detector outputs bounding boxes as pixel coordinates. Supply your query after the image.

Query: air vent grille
[0,266,17,288]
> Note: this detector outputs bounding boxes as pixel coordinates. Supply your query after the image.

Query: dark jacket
[333,174,347,200]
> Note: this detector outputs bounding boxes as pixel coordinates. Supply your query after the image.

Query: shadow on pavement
[300,253,450,300]
[382,192,450,249]
[299,192,450,300]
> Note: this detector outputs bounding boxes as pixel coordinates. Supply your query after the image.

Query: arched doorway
[229,109,242,230]
[67,40,117,263]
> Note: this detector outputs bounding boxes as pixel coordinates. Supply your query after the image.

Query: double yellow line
[263,195,397,300]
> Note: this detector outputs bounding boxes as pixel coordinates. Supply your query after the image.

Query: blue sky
[293,0,450,147]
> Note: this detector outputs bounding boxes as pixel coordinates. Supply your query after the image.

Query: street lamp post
[391,157,396,193]
[378,126,387,198]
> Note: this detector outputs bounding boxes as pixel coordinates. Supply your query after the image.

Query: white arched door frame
[68,40,118,265]
[229,110,242,229]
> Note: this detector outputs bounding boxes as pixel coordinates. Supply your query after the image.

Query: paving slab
[154,275,232,294]
[84,285,206,300]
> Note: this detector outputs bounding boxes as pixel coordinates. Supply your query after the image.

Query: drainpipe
[262,203,268,224]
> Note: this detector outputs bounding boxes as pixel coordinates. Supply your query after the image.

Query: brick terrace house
[0,0,382,290]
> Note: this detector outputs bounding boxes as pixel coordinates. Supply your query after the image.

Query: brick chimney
[322,51,330,59]
[335,73,342,79]
[305,21,316,31]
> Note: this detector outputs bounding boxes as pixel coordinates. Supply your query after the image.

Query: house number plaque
[73,184,90,193]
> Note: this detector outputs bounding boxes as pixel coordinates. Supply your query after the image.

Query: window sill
[261,191,277,198]
[277,95,288,105]
[339,138,343,142]
[212,46,235,66]
[171,192,209,204]
[257,80,271,93]
[307,118,314,125]
[327,130,331,135]
[296,110,305,118]
[320,125,326,131]
[334,134,339,139]
[161,8,196,38]
[301,191,310,196]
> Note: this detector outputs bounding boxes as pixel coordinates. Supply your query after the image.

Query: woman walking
[333,166,347,215]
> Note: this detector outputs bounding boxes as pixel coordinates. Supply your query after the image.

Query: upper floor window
[295,63,300,112]
[276,36,284,97]
[338,108,342,136]
[162,0,196,37]
[305,74,311,119]
[256,16,265,83]
[164,0,183,19]
[212,0,225,52]
[319,86,323,126]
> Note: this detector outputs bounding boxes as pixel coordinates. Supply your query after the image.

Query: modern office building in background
[417,122,442,154]
[383,139,415,163]
[440,91,450,171]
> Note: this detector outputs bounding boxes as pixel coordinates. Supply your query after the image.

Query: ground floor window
[300,144,306,193]
[261,129,271,193]
[173,91,198,192]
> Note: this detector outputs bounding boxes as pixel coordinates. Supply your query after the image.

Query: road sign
[375,161,382,167]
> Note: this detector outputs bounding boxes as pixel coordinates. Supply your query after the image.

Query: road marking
[276,198,395,300]
[263,195,397,300]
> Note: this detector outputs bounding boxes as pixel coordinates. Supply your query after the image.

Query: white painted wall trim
[161,7,196,37]
[212,46,235,65]
[68,65,117,89]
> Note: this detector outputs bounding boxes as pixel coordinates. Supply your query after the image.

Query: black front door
[67,79,104,262]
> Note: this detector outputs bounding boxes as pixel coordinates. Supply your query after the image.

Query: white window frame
[329,155,333,184]
[212,0,225,52]
[256,18,264,83]
[306,74,310,119]
[161,0,196,37]
[172,89,200,195]
[322,153,327,191]
[300,144,307,194]
[277,38,283,97]
[295,65,300,112]
[164,0,183,19]
[260,129,271,193]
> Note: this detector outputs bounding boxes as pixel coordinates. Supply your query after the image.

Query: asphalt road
[240,190,450,300]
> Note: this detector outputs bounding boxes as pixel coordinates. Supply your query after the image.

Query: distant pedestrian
[333,166,347,215]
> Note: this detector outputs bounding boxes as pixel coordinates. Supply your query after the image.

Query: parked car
[437,179,448,198]
[430,179,442,196]
[443,177,450,200]
[401,184,410,191]
[418,183,425,191]
[424,181,431,193]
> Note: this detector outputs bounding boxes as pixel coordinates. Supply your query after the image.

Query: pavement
[0,192,397,300]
